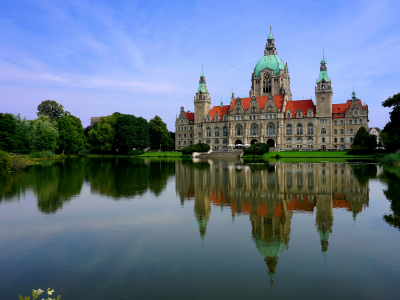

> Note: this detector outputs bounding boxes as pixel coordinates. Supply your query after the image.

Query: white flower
[47,288,54,295]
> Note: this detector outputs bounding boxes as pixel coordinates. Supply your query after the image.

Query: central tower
[249,27,292,100]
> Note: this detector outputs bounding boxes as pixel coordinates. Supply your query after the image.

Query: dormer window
[297,109,302,118]
[287,110,292,118]
[307,109,313,117]
[236,108,240,114]
[354,110,358,116]
[251,106,256,113]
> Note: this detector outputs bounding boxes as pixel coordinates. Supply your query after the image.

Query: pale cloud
[39,73,69,82]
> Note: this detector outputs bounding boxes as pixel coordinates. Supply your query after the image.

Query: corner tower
[315,56,333,117]
[194,73,211,123]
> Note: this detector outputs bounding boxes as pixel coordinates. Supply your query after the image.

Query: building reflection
[175,160,370,284]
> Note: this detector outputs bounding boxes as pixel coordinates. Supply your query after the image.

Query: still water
[0,158,399,299]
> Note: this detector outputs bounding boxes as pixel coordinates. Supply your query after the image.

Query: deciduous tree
[149,116,173,150]
[37,100,65,120]
[30,116,59,151]
[381,92,400,152]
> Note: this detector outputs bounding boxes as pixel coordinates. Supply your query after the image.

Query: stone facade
[175,28,369,150]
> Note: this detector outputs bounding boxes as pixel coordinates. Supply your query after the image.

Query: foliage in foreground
[243,143,270,156]
[19,287,60,300]
[381,92,400,152]
[127,149,145,156]
[379,150,400,165]
[0,150,11,174]
[181,143,210,155]
[348,126,377,154]
[28,151,55,158]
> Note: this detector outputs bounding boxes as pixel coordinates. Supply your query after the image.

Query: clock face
[263,73,271,81]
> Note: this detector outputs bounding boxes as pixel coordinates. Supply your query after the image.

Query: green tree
[114,114,149,154]
[381,92,400,152]
[37,100,65,120]
[13,114,31,153]
[57,115,86,154]
[353,126,377,150]
[30,116,59,151]
[149,115,174,150]
[0,113,17,151]
[87,112,120,153]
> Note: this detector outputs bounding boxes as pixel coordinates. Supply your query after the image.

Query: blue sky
[1,0,399,130]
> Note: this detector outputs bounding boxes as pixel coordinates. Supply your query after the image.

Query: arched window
[268,123,275,135]
[350,137,354,143]
[286,138,292,143]
[263,78,272,93]
[334,129,337,134]
[350,128,353,134]
[354,111,358,116]
[359,119,362,124]
[251,106,256,113]
[349,120,353,125]
[206,115,211,122]
[334,120,337,125]
[334,138,337,143]
[322,137,325,142]
[287,110,292,118]
[267,105,273,112]
[297,138,302,143]
[215,127,220,137]
[251,124,259,135]
[236,124,243,136]
[340,137,344,143]
[322,80,326,90]
[354,120,357,125]
[206,127,211,137]
[236,108,240,115]
[215,139,219,144]
[286,124,292,135]
[206,139,211,145]
[223,139,228,144]
[321,128,326,134]
[223,127,228,136]
[307,137,313,143]
[296,124,303,135]
[340,129,344,134]
[307,123,313,134]
[307,109,313,117]
[215,114,219,121]
[198,132,202,137]
[340,120,344,125]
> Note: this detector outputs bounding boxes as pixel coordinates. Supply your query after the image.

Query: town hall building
[175,28,369,150]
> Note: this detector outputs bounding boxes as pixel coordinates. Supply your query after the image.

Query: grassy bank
[243,151,376,159]
[138,152,184,157]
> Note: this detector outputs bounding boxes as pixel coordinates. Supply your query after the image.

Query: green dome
[254,236,285,258]
[254,55,285,77]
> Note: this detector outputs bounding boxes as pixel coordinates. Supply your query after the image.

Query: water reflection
[176,160,375,284]
[0,158,176,212]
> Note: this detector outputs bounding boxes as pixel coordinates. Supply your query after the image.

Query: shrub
[0,150,11,174]
[275,154,281,159]
[127,149,145,156]
[10,155,35,171]
[28,151,55,158]
[243,143,270,156]
[347,145,371,155]
[181,143,210,155]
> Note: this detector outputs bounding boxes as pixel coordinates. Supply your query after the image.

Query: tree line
[0,100,174,155]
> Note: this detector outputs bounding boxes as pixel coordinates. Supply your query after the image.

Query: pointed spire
[220,98,223,107]
[268,25,274,40]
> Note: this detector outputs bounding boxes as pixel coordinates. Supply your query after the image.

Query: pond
[0,158,399,300]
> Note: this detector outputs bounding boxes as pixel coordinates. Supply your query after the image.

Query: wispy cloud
[224,57,258,75]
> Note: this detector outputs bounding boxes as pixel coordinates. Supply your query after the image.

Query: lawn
[245,151,376,158]
[138,152,183,157]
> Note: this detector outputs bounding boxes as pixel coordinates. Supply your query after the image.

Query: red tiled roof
[285,99,315,116]
[208,105,230,121]
[230,95,284,111]
[184,112,195,124]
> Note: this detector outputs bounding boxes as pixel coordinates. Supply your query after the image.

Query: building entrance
[267,139,275,148]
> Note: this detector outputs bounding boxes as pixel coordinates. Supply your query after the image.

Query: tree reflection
[381,167,400,230]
